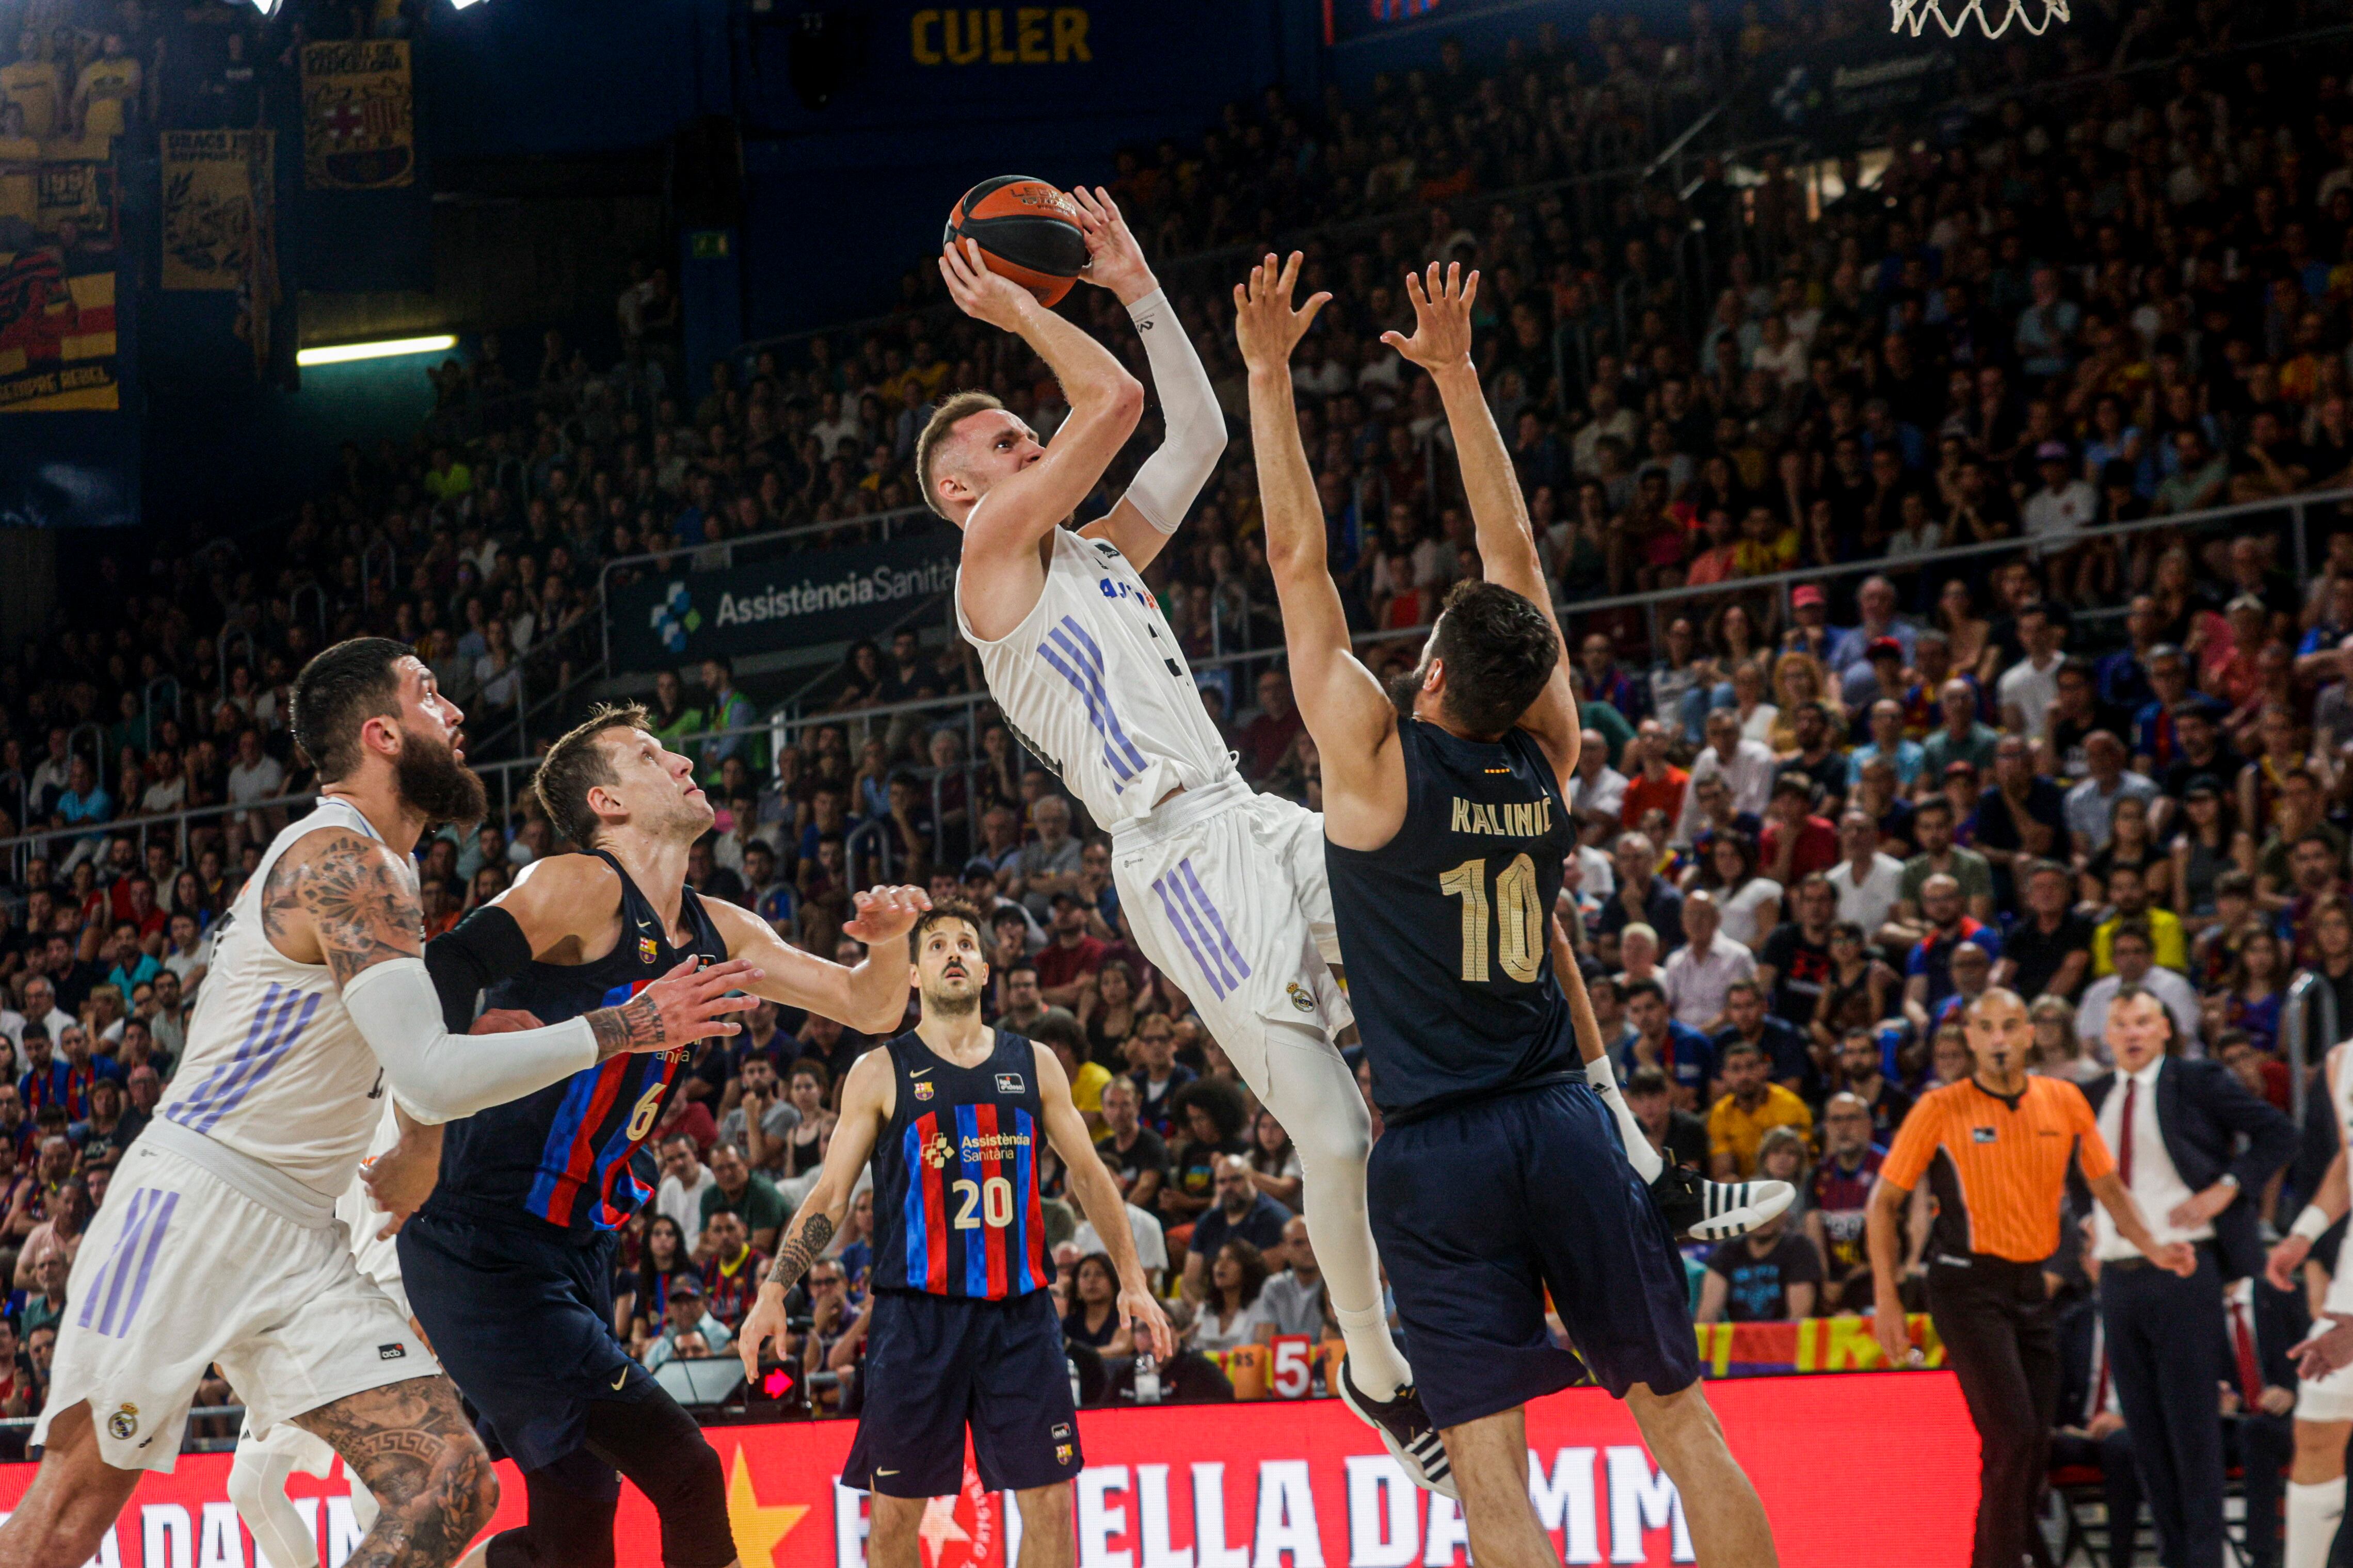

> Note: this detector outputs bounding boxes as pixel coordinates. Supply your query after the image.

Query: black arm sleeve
[422,905,535,1034]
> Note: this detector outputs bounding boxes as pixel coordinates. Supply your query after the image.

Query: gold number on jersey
[951,1175,1016,1230]
[624,1080,665,1142]
[1440,853,1544,984]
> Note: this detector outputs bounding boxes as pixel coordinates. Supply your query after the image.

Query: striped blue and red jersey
[869,1029,1051,1300]
[419,851,730,1240]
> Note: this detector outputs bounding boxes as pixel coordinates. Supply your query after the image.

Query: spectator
[1182,1155,1290,1302]
[1805,1092,1885,1311]
[696,1210,769,1328]
[1696,1211,1822,1323]
[1191,1239,1272,1355]
[1623,1062,1708,1170]
[1707,1041,1813,1181]
[1661,890,1755,1033]
[1624,977,1717,1112]
[2077,924,2204,1051]
[698,1142,788,1255]
[1062,1252,1136,1355]
[1600,831,1685,950]
[1254,1216,1327,1342]
[642,1273,732,1372]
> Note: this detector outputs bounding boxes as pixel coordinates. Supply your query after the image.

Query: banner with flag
[161,129,270,290]
[0,147,119,412]
[300,40,414,189]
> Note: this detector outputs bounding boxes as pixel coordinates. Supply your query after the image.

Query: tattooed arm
[739,1048,892,1376]
[269,829,765,1120]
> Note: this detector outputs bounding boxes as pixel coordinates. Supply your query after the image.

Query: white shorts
[2302,1361,2353,1425]
[35,1119,435,1473]
[1114,777,1353,1091]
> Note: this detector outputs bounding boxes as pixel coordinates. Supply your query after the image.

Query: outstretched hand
[843,884,931,945]
[1381,262,1479,375]
[940,237,1035,331]
[1232,251,1331,373]
[1070,185,1155,306]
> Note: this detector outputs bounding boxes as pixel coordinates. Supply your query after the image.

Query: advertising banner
[300,40,415,190]
[0,1375,1978,1566]
[610,532,959,670]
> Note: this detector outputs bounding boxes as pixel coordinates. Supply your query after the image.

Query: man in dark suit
[2084,987,2297,1568]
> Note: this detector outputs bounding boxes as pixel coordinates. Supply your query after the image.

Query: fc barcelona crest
[639,936,659,965]
[914,1080,934,1101]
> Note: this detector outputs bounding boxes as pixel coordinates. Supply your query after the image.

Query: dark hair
[532,702,657,850]
[910,896,986,958]
[1622,977,1666,1005]
[1718,1040,1765,1065]
[1030,1010,1086,1060]
[1216,1238,1271,1311]
[2110,919,2153,951]
[1171,1077,1247,1144]
[1428,580,1561,736]
[289,638,410,782]
[1625,1064,1671,1097]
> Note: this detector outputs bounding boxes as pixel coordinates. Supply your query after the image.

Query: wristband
[2295,1204,2334,1243]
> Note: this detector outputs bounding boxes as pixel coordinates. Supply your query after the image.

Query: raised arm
[1067,186,1225,572]
[940,238,1143,578]
[737,1047,893,1377]
[1236,251,1404,851]
[1034,1043,1175,1359]
[1384,263,1579,789]
[704,887,926,1036]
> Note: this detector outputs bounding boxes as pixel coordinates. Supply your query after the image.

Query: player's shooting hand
[1381,262,1479,376]
[940,238,1035,332]
[738,1283,792,1382]
[2268,1232,2314,1293]
[620,956,765,1053]
[470,1008,543,1036]
[1123,1282,1176,1361]
[1231,251,1330,373]
[843,885,932,945]
[1069,185,1155,306]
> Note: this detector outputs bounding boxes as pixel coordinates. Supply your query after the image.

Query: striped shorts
[35,1122,433,1473]
[1112,778,1353,1089]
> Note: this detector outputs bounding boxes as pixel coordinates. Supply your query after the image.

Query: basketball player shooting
[0,639,761,1568]
[371,703,926,1568]
[738,900,1174,1568]
[1236,255,1779,1567]
[920,189,1450,1487]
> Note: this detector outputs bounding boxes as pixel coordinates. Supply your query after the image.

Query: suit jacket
[2082,1056,2297,1283]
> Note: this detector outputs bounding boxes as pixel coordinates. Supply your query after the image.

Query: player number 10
[1438,853,1544,984]
[951,1175,1015,1230]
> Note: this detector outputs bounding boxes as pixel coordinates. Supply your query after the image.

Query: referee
[1869,987,2194,1568]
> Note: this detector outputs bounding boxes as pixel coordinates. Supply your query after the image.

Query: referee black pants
[1928,1253,2059,1568]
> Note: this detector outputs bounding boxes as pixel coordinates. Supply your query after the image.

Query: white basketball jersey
[2328,1045,2353,1315]
[157,799,409,1200]
[957,527,1234,829]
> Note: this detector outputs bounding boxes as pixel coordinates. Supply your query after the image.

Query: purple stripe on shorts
[1150,872,1228,998]
[1157,870,1236,997]
[1175,858,1252,980]
[113,1190,179,1336]
[83,1188,155,1335]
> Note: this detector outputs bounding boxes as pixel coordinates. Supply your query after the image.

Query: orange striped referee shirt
[1880,1076,2116,1264]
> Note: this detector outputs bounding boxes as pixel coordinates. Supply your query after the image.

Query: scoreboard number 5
[1438,852,1543,984]
[1269,1335,1314,1399]
[951,1176,1015,1229]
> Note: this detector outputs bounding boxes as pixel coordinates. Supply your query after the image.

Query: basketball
[943,176,1089,306]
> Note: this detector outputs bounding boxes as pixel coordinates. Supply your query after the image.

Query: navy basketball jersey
[1326,719,1579,1121]
[422,851,731,1236]
[868,1029,1052,1299]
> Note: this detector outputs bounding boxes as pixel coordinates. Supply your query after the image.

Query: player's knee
[223,1450,268,1514]
[1289,1088,1370,1172]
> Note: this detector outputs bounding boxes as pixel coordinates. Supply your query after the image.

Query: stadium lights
[296,334,458,367]
[449,0,488,10]
[249,0,282,15]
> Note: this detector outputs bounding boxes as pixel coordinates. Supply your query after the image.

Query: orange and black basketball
[943,177,1089,306]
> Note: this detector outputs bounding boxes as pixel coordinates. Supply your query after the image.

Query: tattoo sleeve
[265,831,425,989]
[768,1213,833,1289]
[585,990,665,1062]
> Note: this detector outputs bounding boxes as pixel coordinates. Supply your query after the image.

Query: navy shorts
[843,1289,1082,1498]
[398,1210,664,1492]
[1367,1079,1700,1430]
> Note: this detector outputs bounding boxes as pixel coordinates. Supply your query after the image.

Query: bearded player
[0,639,760,1568]
[1237,254,1780,1565]
[371,703,924,1568]
[738,900,1172,1568]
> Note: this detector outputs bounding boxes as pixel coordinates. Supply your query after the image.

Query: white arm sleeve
[1121,287,1225,533]
[341,957,599,1125]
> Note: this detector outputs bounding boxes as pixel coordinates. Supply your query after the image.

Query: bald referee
[1868,987,2194,1568]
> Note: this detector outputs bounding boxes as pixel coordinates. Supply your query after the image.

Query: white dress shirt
[1675,739,1779,841]
[1828,852,1907,934]
[657,1166,718,1241]
[1661,933,1757,1030]
[2091,1057,2213,1261]
[1570,766,1629,821]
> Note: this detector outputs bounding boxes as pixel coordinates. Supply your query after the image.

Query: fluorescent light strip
[296,334,458,367]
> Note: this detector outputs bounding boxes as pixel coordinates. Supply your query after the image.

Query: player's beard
[924,972,981,1016]
[1384,655,1433,719]
[394,723,487,830]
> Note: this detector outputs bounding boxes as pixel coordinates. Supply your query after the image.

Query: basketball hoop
[1889,0,2067,37]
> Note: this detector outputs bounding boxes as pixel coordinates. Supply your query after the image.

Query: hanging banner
[0,149,119,413]
[301,40,414,190]
[161,130,271,290]
[0,1374,1978,1565]
[609,530,961,670]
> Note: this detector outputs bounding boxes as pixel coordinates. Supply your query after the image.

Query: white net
[1888,0,2068,36]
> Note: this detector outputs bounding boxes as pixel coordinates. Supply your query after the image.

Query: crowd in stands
[1,0,2349,1529]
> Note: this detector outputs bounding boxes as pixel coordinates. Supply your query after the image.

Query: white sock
[1334,1300,1412,1398]
[1585,1053,1663,1183]
[2288,1477,2345,1568]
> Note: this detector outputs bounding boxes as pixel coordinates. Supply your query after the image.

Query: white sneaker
[1652,1166,1797,1241]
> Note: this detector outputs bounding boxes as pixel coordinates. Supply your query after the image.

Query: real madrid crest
[1286,980,1315,1013]
[107,1402,138,1441]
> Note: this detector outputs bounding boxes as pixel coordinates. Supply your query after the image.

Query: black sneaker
[1650,1165,1795,1241]
[1337,1356,1455,1499]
